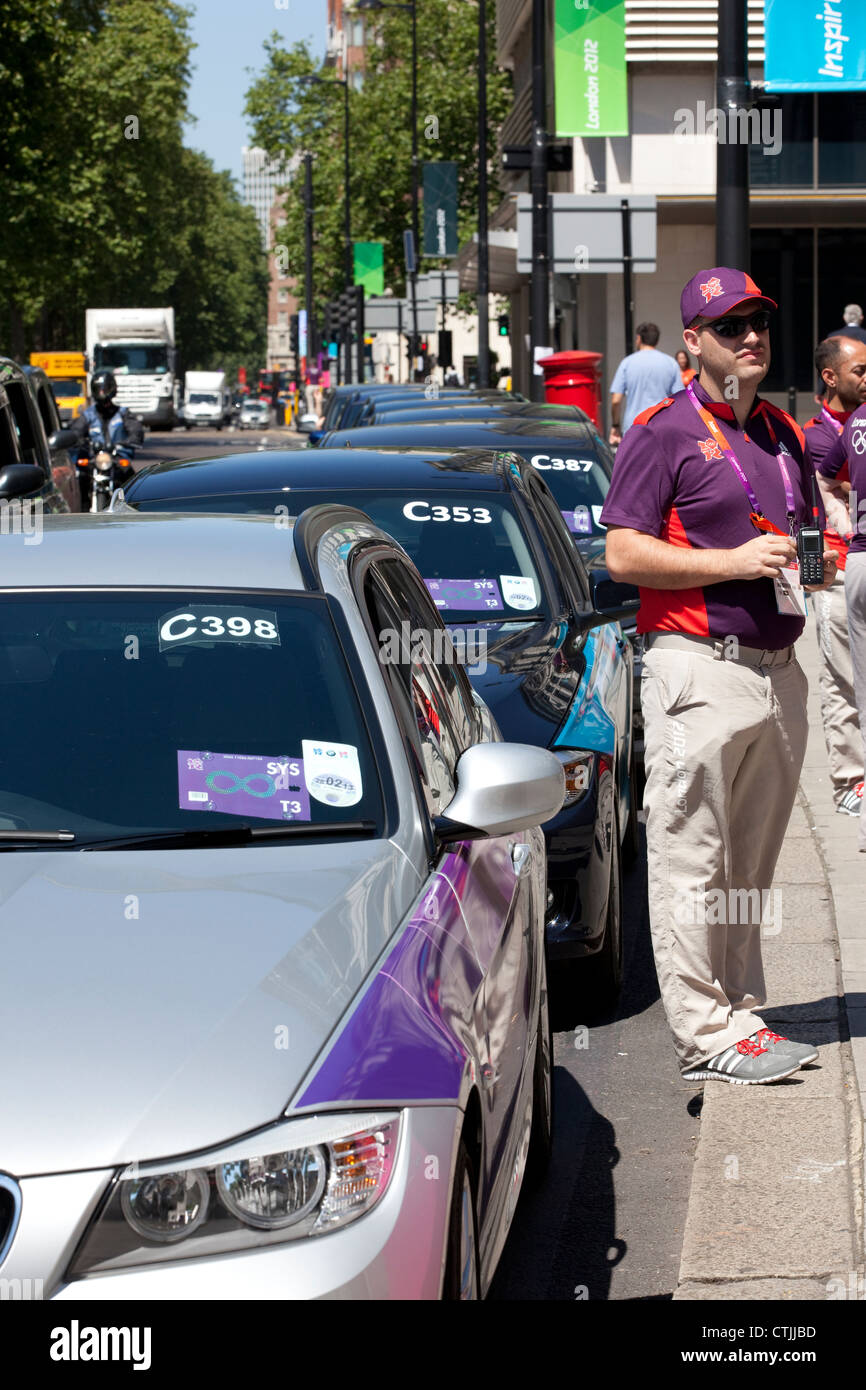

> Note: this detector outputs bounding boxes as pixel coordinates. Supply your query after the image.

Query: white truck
[181,370,230,429]
[85,308,177,430]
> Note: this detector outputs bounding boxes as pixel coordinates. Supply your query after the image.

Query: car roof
[368,402,587,425]
[125,446,522,503]
[323,418,606,451]
[0,513,311,592]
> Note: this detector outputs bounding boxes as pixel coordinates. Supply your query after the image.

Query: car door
[1,377,66,512]
[362,554,541,1254]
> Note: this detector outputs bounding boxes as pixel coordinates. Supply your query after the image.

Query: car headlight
[553,748,594,807]
[68,1112,400,1278]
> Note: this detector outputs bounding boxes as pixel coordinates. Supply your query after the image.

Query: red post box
[538,350,603,427]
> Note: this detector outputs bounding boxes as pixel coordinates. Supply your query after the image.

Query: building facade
[483,0,866,419]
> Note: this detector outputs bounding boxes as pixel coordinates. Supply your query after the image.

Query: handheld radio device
[798,475,825,586]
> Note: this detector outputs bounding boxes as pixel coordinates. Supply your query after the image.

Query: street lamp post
[477,0,490,389]
[357,0,419,374]
[297,72,353,379]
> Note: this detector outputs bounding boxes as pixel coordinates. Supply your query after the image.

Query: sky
[184,0,328,186]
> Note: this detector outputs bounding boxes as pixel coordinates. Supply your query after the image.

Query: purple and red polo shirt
[600,379,822,649]
[804,404,851,569]
[817,403,866,555]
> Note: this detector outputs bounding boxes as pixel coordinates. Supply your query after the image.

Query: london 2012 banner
[554,0,628,137]
[765,0,866,90]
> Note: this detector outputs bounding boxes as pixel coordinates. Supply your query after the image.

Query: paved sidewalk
[674,621,866,1301]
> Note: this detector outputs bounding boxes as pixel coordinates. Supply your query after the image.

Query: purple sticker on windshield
[177,750,310,821]
[563,506,592,534]
[424,578,504,612]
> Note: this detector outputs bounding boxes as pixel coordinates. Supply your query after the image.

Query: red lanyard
[686,383,797,536]
[821,404,844,436]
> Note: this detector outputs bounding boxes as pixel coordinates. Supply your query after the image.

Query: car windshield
[50,379,85,396]
[491,446,610,539]
[188,393,219,404]
[129,489,549,624]
[0,593,383,846]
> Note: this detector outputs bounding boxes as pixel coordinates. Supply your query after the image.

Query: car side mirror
[579,566,640,630]
[434,742,565,844]
[48,428,79,451]
[0,463,46,500]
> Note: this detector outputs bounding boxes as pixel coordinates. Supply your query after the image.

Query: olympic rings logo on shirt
[851,428,866,456]
[206,770,276,797]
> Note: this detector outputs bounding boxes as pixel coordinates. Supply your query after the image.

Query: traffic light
[498,314,510,337]
[289,314,299,363]
[438,329,453,369]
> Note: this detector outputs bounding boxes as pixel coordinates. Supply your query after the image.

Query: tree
[0,0,268,374]
[244,0,511,320]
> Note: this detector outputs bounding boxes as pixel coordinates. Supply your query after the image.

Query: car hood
[2,841,418,1175]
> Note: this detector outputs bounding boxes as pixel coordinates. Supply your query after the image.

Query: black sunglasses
[698,310,773,338]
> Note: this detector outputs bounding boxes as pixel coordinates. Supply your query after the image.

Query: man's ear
[683,326,701,357]
[821,367,836,395]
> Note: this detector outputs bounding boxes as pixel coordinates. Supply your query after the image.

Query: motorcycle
[74,437,136,512]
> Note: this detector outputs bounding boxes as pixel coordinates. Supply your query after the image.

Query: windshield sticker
[177,751,310,821]
[500,575,538,611]
[563,506,593,534]
[424,578,504,612]
[402,501,493,524]
[302,740,363,808]
[158,607,280,651]
[591,505,607,530]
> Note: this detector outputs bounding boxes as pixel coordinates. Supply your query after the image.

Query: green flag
[354,242,385,296]
[554,0,628,137]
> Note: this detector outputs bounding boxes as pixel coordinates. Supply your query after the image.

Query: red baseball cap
[681,267,777,328]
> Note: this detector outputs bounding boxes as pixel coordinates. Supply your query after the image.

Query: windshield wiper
[77,822,378,850]
[0,830,75,842]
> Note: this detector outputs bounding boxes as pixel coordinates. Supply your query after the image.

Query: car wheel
[582,808,623,1011]
[526,949,554,1185]
[623,745,641,870]
[442,1141,480,1300]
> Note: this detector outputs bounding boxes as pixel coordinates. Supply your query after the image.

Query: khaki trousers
[641,638,809,1072]
[813,573,862,802]
[843,552,866,851]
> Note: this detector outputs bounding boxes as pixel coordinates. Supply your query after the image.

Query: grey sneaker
[682,1037,802,1085]
[750,1028,818,1066]
[837,783,863,816]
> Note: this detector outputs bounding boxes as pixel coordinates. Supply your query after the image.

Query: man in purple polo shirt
[602,267,837,1086]
[817,405,866,851]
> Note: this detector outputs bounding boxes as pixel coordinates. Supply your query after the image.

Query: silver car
[0,510,563,1299]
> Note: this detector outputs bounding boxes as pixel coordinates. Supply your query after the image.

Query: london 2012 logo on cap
[701,277,724,303]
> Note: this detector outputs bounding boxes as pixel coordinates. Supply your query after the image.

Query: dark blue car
[119,446,638,1004]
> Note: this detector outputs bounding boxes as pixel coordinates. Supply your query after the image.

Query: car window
[0,402,21,468]
[528,473,592,614]
[34,380,60,438]
[0,592,385,843]
[364,558,473,820]
[5,381,43,468]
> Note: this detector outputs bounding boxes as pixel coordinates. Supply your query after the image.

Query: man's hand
[726,533,797,581]
[804,549,839,593]
[608,427,622,448]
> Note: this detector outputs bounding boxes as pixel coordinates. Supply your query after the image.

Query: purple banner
[424,578,503,612]
[177,750,310,822]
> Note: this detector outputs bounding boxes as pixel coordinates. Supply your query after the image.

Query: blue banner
[765,0,866,91]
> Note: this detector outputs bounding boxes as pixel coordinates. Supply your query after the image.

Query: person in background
[804,336,866,816]
[828,304,866,348]
[609,322,683,448]
[676,349,697,386]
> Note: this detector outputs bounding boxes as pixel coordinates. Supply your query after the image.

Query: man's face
[825,338,866,409]
[683,298,771,391]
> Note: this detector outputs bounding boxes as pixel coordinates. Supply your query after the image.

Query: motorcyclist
[69,370,143,507]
